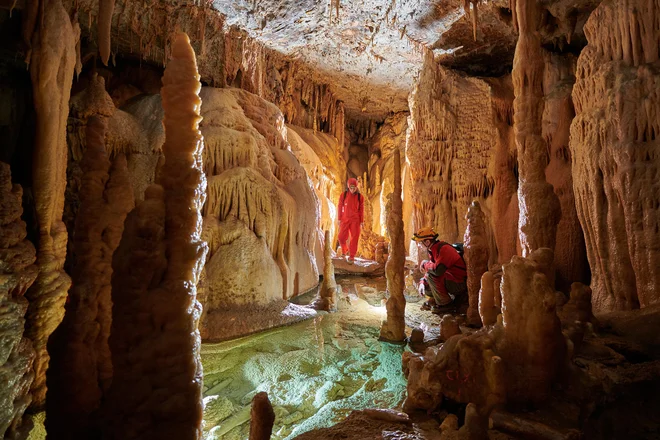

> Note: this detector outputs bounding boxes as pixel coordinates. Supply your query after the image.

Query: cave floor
[200,275,444,440]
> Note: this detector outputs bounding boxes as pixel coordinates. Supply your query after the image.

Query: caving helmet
[412,227,438,242]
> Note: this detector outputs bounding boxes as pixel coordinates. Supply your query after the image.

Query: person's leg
[446,279,468,304]
[337,220,350,255]
[427,274,453,306]
[348,220,361,259]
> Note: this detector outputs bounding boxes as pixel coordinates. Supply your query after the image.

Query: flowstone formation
[102,33,207,440]
[25,0,77,408]
[197,87,320,340]
[403,249,568,413]
[570,0,660,312]
[0,163,37,438]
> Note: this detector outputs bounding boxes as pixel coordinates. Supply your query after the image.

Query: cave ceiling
[215,0,519,120]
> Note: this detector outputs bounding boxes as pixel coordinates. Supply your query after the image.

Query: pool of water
[201,277,409,440]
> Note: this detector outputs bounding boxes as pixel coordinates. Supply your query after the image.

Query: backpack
[450,243,464,258]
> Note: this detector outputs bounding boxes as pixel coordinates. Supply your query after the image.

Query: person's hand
[417,282,425,297]
[360,222,364,229]
[419,259,429,274]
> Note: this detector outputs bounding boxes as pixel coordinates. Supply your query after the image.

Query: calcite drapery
[46,115,133,438]
[0,162,37,438]
[464,201,489,327]
[512,0,561,257]
[103,32,207,440]
[379,149,406,342]
[570,0,660,312]
[25,0,77,408]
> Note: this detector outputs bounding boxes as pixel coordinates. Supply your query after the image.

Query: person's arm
[359,193,364,224]
[422,243,448,276]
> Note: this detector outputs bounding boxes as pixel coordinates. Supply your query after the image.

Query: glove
[419,260,429,274]
[417,281,426,297]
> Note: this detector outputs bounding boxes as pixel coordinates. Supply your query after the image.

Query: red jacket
[338,191,364,223]
[423,241,467,281]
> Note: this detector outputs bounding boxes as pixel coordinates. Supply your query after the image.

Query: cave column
[24,0,78,408]
[512,0,561,256]
[379,149,406,342]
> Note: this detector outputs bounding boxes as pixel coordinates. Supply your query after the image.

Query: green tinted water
[201,280,408,439]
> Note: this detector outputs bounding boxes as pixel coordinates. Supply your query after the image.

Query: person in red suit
[337,178,364,264]
[412,227,468,313]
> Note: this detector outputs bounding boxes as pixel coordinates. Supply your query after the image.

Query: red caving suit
[337,190,364,259]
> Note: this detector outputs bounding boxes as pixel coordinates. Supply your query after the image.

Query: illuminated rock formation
[379,149,406,342]
[478,271,499,327]
[404,249,567,411]
[571,0,660,312]
[512,0,561,257]
[0,163,37,438]
[197,87,319,340]
[47,115,133,438]
[103,33,207,440]
[25,0,77,408]
[310,230,337,312]
[498,248,568,403]
[464,201,489,327]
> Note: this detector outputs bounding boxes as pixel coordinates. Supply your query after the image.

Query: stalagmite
[248,392,275,440]
[464,201,489,326]
[512,0,561,256]
[46,116,133,438]
[103,32,207,440]
[478,271,498,326]
[98,0,116,66]
[311,230,337,311]
[558,282,598,329]
[498,249,567,403]
[379,149,406,342]
[439,315,460,341]
[0,162,38,438]
[25,0,77,408]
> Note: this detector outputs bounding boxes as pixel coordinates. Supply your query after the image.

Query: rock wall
[571,0,660,312]
[198,87,319,339]
[407,52,505,262]
[0,162,37,438]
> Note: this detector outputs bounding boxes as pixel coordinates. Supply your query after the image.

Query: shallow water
[201,276,409,440]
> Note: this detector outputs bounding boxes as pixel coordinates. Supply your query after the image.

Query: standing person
[337,178,364,264]
[412,227,467,313]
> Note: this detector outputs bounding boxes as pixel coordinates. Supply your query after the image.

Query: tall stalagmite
[512,0,561,256]
[46,116,133,438]
[25,0,77,408]
[570,0,660,312]
[379,149,406,342]
[464,201,489,327]
[103,33,207,440]
[0,163,38,438]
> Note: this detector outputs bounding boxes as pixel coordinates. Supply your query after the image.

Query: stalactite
[0,162,38,438]
[21,0,39,65]
[98,0,115,66]
[25,0,77,409]
[103,32,207,440]
[46,115,133,439]
[379,149,406,342]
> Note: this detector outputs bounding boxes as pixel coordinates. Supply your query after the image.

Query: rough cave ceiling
[215,0,519,119]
